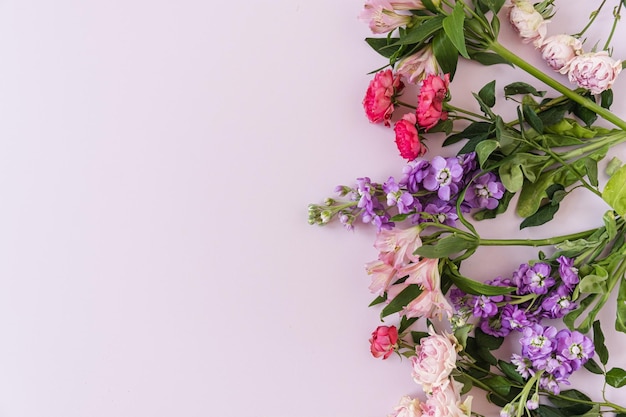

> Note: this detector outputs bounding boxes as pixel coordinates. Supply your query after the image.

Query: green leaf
[399,315,419,333]
[442,2,469,59]
[447,273,516,296]
[443,121,492,146]
[498,360,525,383]
[603,164,626,216]
[369,294,386,307]
[432,32,459,78]
[498,160,524,192]
[414,234,478,258]
[396,15,445,45]
[495,117,521,155]
[536,405,567,417]
[616,276,626,333]
[479,0,506,13]
[482,375,510,396]
[538,102,572,126]
[365,37,402,58]
[411,331,429,344]
[549,389,593,415]
[606,157,622,176]
[564,294,597,331]
[478,80,496,108]
[454,324,472,349]
[584,157,599,187]
[523,103,544,133]
[519,202,559,229]
[573,102,598,127]
[504,82,546,97]
[592,320,609,365]
[469,51,511,66]
[475,139,499,167]
[475,327,504,350]
[583,358,604,374]
[606,367,626,388]
[579,266,608,294]
[380,284,423,318]
[601,89,614,109]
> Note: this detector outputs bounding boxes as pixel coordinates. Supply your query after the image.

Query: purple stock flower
[480,315,510,337]
[501,304,531,331]
[383,176,415,214]
[472,295,499,318]
[464,172,505,209]
[400,159,430,193]
[556,329,594,371]
[524,262,555,295]
[355,177,393,230]
[541,286,576,319]
[557,256,580,289]
[423,201,458,226]
[422,156,464,200]
[457,152,478,175]
[511,353,535,379]
[520,324,557,360]
[512,263,531,294]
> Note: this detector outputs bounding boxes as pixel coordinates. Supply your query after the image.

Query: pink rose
[566,51,622,94]
[410,327,458,392]
[541,34,583,71]
[360,0,412,34]
[369,325,398,359]
[421,382,472,417]
[389,396,423,417]
[417,74,449,131]
[373,226,422,268]
[508,0,548,47]
[363,69,405,126]
[394,113,427,161]
[397,46,439,84]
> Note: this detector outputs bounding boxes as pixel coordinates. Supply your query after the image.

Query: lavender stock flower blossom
[464,172,505,209]
[422,156,463,201]
[557,256,579,288]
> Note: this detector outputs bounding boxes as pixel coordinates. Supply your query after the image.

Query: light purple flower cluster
[512,325,594,394]
[451,256,590,393]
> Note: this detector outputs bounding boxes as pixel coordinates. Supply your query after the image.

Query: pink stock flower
[366,258,398,296]
[389,396,423,417]
[421,381,472,417]
[369,325,399,359]
[394,113,427,161]
[541,34,583,71]
[387,258,453,319]
[410,327,459,393]
[508,0,548,47]
[364,69,405,126]
[373,226,422,268]
[360,0,412,34]
[565,51,622,94]
[396,46,439,84]
[417,74,449,131]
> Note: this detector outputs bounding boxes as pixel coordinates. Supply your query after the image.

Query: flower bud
[508,0,548,47]
[396,46,439,84]
[541,34,583,71]
[526,393,540,410]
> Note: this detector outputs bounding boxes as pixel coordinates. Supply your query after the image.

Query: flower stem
[445,104,491,121]
[603,1,623,51]
[487,41,626,130]
[479,228,596,247]
[575,0,607,38]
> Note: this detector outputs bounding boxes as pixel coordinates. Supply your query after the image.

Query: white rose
[541,34,583,71]
[508,0,548,47]
[410,328,459,393]
[567,51,622,94]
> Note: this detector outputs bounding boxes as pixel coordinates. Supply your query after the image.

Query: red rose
[369,325,399,359]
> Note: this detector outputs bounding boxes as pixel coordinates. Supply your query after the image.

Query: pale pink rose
[360,0,412,34]
[369,325,399,359]
[508,0,548,47]
[396,46,439,84]
[566,51,622,94]
[394,113,426,161]
[373,226,422,267]
[388,258,453,319]
[421,381,472,417]
[389,396,423,417]
[363,69,405,126]
[417,74,449,131]
[541,34,583,71]
[366,258,398,296]
[410,327,458,393]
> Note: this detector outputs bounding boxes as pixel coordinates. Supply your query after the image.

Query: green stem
[488,41,626,131]
[479,228,596,247]
[558,130,626,160]
[603,1,623,51]
[445,104,491,121]
[397,100,416,110]
[575,0,607,37]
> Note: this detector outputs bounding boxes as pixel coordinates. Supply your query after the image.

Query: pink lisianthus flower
[508,0,548,47]
[363,69,405,126]
[565,51,622,94]
[541,34,583,72]
[366,258,398,296]
[389,396,423,417]
[388,258,454,319]
[360,0,412,34]
[417,74,449,131]
[394,113,427,160]
[421,381,472,417]
[410,327,459,393]
[373,226,422,268]
[396,46,439,84]
[369,325,399,359]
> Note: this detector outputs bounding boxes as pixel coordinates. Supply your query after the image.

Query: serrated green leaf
[381,284,423,318]
[603,164,626,216]
[593,320,609,365]
[606,367,626,388]
[442,2,469,59]
[478,80,496,108]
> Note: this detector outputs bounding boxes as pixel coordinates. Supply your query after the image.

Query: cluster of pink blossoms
[508,0,622,94]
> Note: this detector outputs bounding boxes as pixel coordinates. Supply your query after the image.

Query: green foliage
[415,234,478,258]
[592,320,609,365]
[603,164,626,216]
[606,367,626,388]
[442,2,469,59]
[380,284,423,318]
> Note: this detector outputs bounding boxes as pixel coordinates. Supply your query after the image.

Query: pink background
[0,0,624,416]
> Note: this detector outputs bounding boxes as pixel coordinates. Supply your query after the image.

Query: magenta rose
[417,74,449,131]
[363,69,404,126]
[394,113,426,160]
[369,325,398,359]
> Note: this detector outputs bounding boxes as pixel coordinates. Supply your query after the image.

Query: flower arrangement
[309,0,626,416]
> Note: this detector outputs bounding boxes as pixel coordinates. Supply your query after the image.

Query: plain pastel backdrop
[0,0,624,416]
